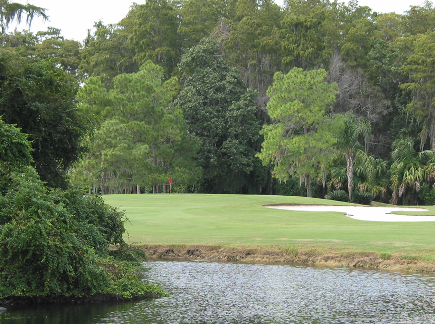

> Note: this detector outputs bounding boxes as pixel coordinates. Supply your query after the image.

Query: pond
[2,261,435,323]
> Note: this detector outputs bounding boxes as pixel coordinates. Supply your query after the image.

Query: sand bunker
[266,205,435,222]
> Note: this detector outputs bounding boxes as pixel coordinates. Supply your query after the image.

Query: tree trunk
[305,173,312,198]
[101,169,107,195]
[431,122,435,151]
[391,189,399,205]
[137,185,140,194]
[347,150,354,202]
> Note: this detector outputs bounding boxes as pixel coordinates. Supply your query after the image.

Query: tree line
[3,0,435,205]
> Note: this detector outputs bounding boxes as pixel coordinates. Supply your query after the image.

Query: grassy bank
[104,194,435,271]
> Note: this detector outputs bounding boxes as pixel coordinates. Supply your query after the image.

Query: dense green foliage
[4,0,435,202]
[353,191,374,205]
[0,51,87,188]
[71,60,200,194]
[176,38,263,193]
[0,119,164,301]
[0,119,32,172]
[4,0,435,304]
[258,67,338,197]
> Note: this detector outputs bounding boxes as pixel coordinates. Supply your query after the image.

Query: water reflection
[2,261,435,323]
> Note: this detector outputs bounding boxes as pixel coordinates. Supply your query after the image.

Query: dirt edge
[136,244,435,274]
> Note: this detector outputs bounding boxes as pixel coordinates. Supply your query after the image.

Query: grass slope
[104,194,435,259]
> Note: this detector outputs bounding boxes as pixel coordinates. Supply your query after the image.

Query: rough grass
[103,194,435,260]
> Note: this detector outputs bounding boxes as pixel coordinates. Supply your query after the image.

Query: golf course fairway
[103,194,435,271]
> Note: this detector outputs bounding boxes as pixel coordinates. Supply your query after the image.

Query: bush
[0,96,163,303]
[51,188,127,254]
[353,191,373,205]
[0,171,159,300]
[328,190,349,202]
[0,171,107,297]
[418,183,435,205]
[0,132,161,301]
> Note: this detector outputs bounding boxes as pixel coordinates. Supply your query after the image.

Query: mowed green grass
[103,194,435,256]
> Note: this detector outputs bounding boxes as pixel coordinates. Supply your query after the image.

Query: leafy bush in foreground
[0,119,162,301]
[0,168,156,299]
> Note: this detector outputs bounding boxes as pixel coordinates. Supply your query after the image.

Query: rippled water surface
[3,261,435,323]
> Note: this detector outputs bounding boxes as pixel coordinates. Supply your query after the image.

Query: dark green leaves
[176,38,262,193]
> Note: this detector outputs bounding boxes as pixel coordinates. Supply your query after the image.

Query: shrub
[0,172,108,297]
[353,191,373,205]
[418,183,435,205]
[0,172,160,299]
[0,140,161,301]
[328,190,349,202]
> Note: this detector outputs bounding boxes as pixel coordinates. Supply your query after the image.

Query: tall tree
[334,112,371,202]
[280,0,333,69]
[70,118,151,194]
[328,52,391,125]
[122,0,181,78]
[403,1,435,36]
[224,0,282,112]
[80,21,138,88]
[0,29,36,52]
[0,52,87,188]
[400,31,435,151]
[34,28,82,75]
[176,38,262,193]
[340,16,376,69]
[374,13,403,42]
[74,61,200,193]
[0,28,82,76]
[179,0,234,50]
[257,67,338,197]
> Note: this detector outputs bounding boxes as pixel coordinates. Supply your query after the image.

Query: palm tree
[355,149,388,201]
[390,137,435,205]
[335,112,371,202]
[0,0,48,34]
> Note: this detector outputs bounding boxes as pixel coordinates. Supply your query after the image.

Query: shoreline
[136,244,435,274]
[0,291,163,309]
[3,244,434,308]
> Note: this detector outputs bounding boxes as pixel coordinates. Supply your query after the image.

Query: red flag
[168,177,172,184]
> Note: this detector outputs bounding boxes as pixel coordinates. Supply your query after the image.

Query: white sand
[266,205,435,222]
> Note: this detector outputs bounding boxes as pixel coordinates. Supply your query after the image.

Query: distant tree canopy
[71,60,200,194]
[4,0,435,203]
[176,38,263,193]
[258,67,338,197]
